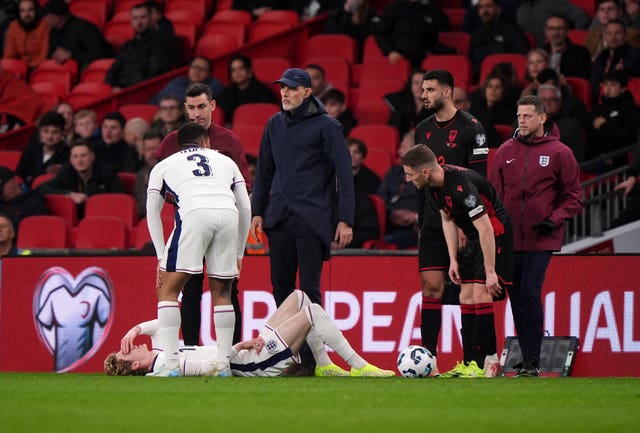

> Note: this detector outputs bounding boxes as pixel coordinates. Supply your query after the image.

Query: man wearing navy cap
[250,68,355,376]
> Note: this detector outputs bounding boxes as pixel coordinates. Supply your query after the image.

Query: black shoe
[516,362,540,377]
[512,361,524,375]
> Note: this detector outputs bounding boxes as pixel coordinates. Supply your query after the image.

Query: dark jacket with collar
[36,160,124,196]
[587,90,640,157]
[251,96,355,248]
[470,18,529,81]
[543,39,592,80]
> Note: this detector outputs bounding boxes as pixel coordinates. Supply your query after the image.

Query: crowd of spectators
[2,0,640,255]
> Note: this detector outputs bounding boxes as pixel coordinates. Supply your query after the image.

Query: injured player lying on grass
[104,290,395,377]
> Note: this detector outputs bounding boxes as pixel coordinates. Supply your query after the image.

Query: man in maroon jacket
[489,95,582,377]
[156,82,250,347]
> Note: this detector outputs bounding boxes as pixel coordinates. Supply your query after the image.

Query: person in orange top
[3,0,49,69]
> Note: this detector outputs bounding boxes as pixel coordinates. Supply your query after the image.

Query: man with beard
[3,0,48,69]
[413,69,494,377]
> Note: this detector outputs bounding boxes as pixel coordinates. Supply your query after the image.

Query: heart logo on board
[33,267,115,372]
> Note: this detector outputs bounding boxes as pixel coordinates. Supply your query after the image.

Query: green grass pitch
[0,374,638,433]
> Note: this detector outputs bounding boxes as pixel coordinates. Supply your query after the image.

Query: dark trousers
[507,251,552,366]
[180,273,242,346]
[266,213,326,365]
[267,213,325,305]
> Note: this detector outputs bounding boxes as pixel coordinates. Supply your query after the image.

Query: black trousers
[266,213,327,366]
[180,273,242,346]
[507,251,552,366]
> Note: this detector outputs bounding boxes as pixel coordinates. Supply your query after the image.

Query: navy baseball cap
[274,68,311,88]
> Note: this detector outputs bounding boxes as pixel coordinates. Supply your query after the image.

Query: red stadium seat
[166,0,208,19]
[195,34,240,60]
[234,125,264,158]
[443,8,465,31]
[44,194,78,228]
[202,21,246,46]
[134,216,173,250]
[35,59,79,84]
[257,10,299,25]
[103,21,135,53]
[117,172,137,196]
[494,124,514,143]
[422,55,472,89]
[17,216,69,249]
[0,151,23,171]
[172,22,198,62]
[349,125,399,159]
[80,58,115,83]
[75,216,127,249]
[0,58,28,78]
[568,29,588,46]
[565,76,592,111]
[362,194,397,250]
[362,35,385,64]
[305,56,351,87]
[626,77,640,105]
[353,100,391,125]
[359,57,410,83]
[165,10,204,32]
[249,21,293,42]
[70,7,106,29]
[232,103,279,130]
[114,0,139,13]
[357,78,405,105]
[363,147,392,178]
[66,82,113,109]
[31,81,68,100]
[30,173,55,190]
[570,0,595,17]
[84,193,138,229]
[119,104,158,123]
[304,34,357,64]
[439,31,470,56]
[30,69,72,94]
[252,57,292,96]
[479,53,527,85]
[209,9,252,26]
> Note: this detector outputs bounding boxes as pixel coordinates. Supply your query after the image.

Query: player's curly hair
[103,353,147,376]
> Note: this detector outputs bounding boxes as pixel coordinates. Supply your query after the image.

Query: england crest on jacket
[539,155,550,167]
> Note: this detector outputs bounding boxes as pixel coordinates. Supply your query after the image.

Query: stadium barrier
[0,254,637,376]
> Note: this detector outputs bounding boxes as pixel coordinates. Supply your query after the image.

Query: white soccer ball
[396,345,434,378]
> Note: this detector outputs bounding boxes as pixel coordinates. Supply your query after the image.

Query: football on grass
[397,345,434,378]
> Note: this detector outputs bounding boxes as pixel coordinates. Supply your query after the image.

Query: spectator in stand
[0,66,43,133]
[150,57,224,105]
[385,69,430,138]
[543,14,592,80]
[520,48,551,97]
[591,19,640,103]
[372,0,453,67]
[470,72,518,131]
[2,0,48,70]
[469,0,529,83]
[610,141,640,228]
[15,111,69,188]
[305,64,334,100]
[376,131,418,249]
[321,88,357,137]
[534,67,587,125]
[0,213,20,257]
[36,141,124,216]
[216,54,278,124]
[43,0,109,71]
[150,95,187,138]
[516,0,589,48]
[232,0,289,20]
[0,166,48,230]
[454,85,501,148]
[348,137,380,196]
[93,112,139,173]
[625,0,640,29]
[145,0,179,67]
[587,0,640,58]
[104,3,173,91]
[72,109,101,145]
[586,71,640,170]
[538,84,587,162]
[325,0,375,60]
[134,131,161,218]
[55,102,74,144]
[123,117,150,170]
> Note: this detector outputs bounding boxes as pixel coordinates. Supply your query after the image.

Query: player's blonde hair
[103,353,147,376]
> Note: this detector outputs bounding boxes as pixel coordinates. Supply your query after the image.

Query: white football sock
[306,328,332,367]
[305,304,366,369]
[214,305,235,370]
[157,301,180,368]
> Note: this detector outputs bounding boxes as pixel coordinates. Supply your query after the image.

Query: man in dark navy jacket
[250,68,355,375]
